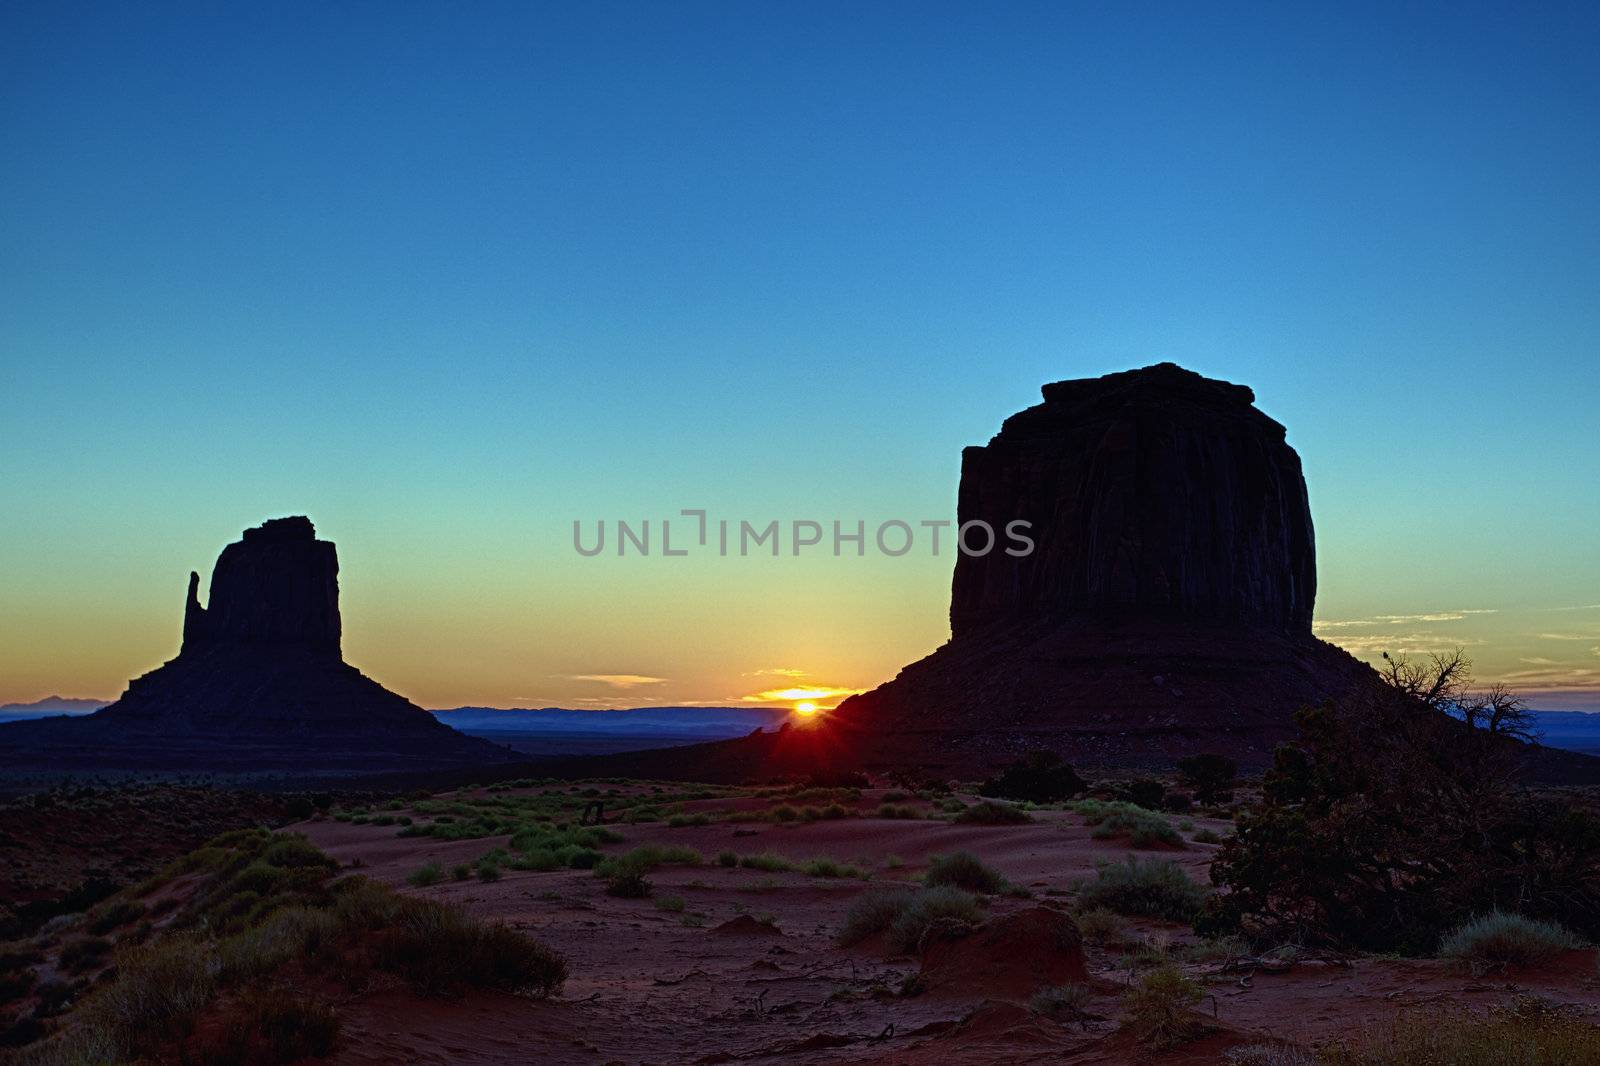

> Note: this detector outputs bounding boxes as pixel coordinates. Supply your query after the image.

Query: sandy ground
[295,787,1600,1065]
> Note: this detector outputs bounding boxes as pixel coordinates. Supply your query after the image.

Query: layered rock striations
[0,517,511,774]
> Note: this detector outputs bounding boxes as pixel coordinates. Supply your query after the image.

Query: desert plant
[476,862,502,882]
[802,856,863,879]
[86,899,147,936]
[239,989,341,1061]
[58,937,112,973]
[979,752,1086,804]
[1437,911,1582,971]
[1176,753,1237,804]
[1192,828,1224,845]
[1075,858,1208,922]
[1315,996,1600,1065]
[716,850,738,867]
[407,862,444,887]
[924,851,1007,894]
[739,852,794,873]
[1073,800,1183,847]
[886,886,984,954]
[654,895,686,913]
[1121,963,1204,1049]
[837,889,917,947]
[81,935,218,1058]
[374,897,566,997]
[954,801,1031,825]
[1074,906,1129,947]
[876,803,918,819]
[1029,982,1090,1018]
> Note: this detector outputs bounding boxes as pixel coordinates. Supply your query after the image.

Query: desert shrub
[1029,982,1090,1018]
[1176,753,1237,804]
[769,805,800,822]
[802,856,863,879]
[806,769,870,789]
[924,852,1007,894]
[476,862,502,882]
[373,897,566,997]
[451,864,472,881]
[819,803,850,819]
[979,752,1086,804]
[887,887,984,954]
[739,852,794,873]
[1203,695,1600,953]
[237,989,341,1062]
[1164,791,1193,813]
[954,801,1031,825]
[1121,963,1204,1049]
[1074,800,1183,847]
[1075,906,1128,947]
[654,895,686,913]
[1316,997,1600,1065]
[593,845,701,878]
[1192,828,1224,845]
[716,850,738,868]
[668,813,711,827]
[261,835,338,870]
[0,967,36,1005]
[407,862,444,888]
[1117,778,1167,810]
[837,889,917,947]
[1437,912,1581,970]
[217,906,339,983]
[876,803,917,820]
[605,870,651,898]
[86,899,147,936]
[81,935,218,1057]
[1076,858,1208,922]
[58,937,112,973]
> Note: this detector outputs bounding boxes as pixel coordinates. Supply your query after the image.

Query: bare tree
[1380,649,1539,743]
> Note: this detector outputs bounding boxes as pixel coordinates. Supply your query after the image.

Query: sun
[794,701,819,716]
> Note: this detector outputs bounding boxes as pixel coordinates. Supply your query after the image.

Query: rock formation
[950,362,1316,637]
[0,517,512,775]
[818,363,1384,770]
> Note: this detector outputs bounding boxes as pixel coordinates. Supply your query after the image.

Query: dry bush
[1438,911,1582,971]
[924,852,1008,894]
[1075,858,1208,922]
[1120,963,1204,1049]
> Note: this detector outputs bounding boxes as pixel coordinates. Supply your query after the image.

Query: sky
[2,2,1597,712]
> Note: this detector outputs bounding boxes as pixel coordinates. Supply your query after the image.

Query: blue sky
[2,2,1597,709]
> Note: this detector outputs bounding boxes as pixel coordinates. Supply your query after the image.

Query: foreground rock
[0,517,512,776]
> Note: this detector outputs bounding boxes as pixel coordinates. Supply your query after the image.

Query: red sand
[294,788,1600,1065]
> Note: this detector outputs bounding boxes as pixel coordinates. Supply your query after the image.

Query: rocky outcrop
[0,517,512,775]
[816,363,1384,771]
[951,362,1315,637]
[181,516,341,653]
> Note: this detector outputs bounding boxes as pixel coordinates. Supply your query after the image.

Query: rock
[917,908,1087,999]
[951,362,1315,637]
[0,516,513,775]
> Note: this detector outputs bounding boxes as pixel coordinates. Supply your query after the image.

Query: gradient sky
[3,2,1597,712]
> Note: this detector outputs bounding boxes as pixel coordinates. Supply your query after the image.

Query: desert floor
[292,783,1600,1065]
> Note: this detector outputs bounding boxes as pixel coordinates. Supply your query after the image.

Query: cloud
[1548,604,1600,612]
[1320,631,1487,654]
[1314,609,1496,631]
[1538,633,1593,642]
[1520,657,1559,666]
[742,667,808,678]
[566,674,667,689]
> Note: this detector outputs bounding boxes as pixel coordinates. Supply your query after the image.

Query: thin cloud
[742,667,808,678]
[1314,609,1496,631]
[1538,633,1593,642]
[1521,657,1559,666]
[566,674,667,688]
[1321,632,1488,654]
[741,685,863,705]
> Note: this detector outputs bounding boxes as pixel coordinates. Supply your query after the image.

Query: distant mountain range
[0,696,109,721]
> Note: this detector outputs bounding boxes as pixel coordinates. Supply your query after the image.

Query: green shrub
[668,813,711,827]
[924,852,1007,894]
[1075,858,1208,922]
[476,862,502,882]
[408,862,444,887]
[593,845,702,877]
[1121,963,1204,1049]
[802,856,863,879]
[375,897,567,997]
[261,836,338,870]
[217,906,338,983]
[837,889,916,947]
[1029,982,1090,1018]
[452,864,473,881]
[82,935,218,1058]
[1438,912,1582,970]
[739,852,793,873]
[1074,906,1128,947]
[716,850,738,868]
[59,937,112,973]
[1191,828,1224,845]
[954,801,1031,825]
[1073,800,1183,847]
[654,895,686,913]
[886,887,984,954]
[86,899,147,935]
[770,804,800,822]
